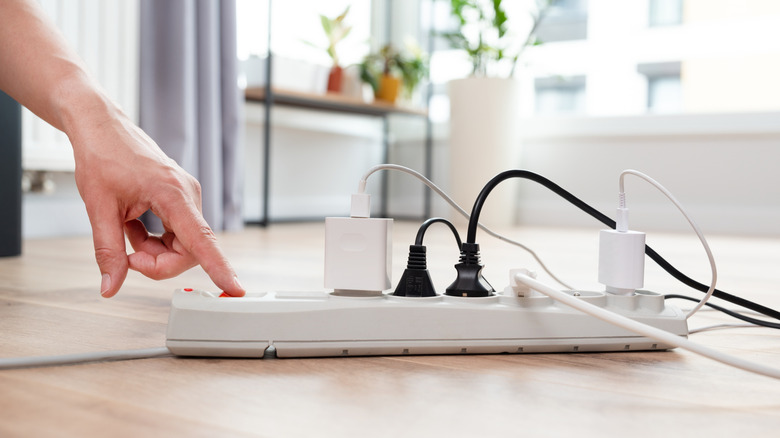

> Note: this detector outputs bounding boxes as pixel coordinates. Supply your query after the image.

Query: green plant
[359,42,428,99]
[441,0,554,77]
[315,6,352,66]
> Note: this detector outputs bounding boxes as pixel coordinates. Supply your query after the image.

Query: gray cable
[0,347,172,370]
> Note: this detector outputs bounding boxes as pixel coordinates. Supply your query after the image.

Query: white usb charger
[323,193,392,295]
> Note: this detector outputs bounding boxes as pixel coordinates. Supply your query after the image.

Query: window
[649,0,683,27]
[236,0,372,71]
[535,0,589,42]
[647,76,682,113]
[638,62,682,113]
[534,76,586,115]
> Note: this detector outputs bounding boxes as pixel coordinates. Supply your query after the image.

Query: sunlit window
[535,0,589,42]
[534,76,586,115]
[236,0,372,91]
[638,61,682,113]
[649,0,683,27]
[236,0,371,63]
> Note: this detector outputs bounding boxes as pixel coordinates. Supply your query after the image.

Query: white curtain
[139,0,243,232]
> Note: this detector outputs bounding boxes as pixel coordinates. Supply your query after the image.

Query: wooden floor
[1,221,780,437]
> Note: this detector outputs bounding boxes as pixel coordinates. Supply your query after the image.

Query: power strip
[166,288,688,358]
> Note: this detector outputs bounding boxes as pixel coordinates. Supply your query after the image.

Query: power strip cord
[0,347,172,370]
[515,272,780,380]
[666,294,780,329]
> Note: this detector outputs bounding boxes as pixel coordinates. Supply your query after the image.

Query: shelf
[244,87,427,118]
[245,84,432,225]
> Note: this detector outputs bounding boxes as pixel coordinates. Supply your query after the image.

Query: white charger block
[598,229,646,295]
[324,217,392,292]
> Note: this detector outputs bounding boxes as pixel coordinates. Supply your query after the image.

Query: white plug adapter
[503,268,540,297]
[324,216,392,294]
[598,229,645,296]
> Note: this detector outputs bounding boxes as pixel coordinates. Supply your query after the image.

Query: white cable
[619,169,717,319]
[0,347,172,370]
[515,273,780,380]
[689,323,759,334]
[358,164,574,290]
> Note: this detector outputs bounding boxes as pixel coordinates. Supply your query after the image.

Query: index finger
[156,201,245,297]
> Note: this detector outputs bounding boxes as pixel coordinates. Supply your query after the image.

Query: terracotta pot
[327,65,343,93]
[376,74,401,103]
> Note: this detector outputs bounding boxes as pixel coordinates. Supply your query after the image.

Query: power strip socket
[166,288,688,358]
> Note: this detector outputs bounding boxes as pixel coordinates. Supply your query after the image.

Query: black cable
[665,294,780,329]
[465,169,780,323]
[415,217,462,248]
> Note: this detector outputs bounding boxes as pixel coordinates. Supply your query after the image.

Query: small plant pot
[376,74,401,103]
[327,65,343,93]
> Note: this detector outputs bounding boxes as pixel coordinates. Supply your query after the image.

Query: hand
[0,1,244,297]
[70,109,245,298]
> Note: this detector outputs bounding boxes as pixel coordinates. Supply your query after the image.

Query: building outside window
[649,0,683,27]
[534,76,587,115]
[638,61,682,113]
[535,0,589,42]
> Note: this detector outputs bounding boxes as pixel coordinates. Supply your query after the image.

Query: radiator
[22,0,139,171]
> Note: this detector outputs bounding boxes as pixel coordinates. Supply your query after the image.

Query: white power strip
[166,288,688,358]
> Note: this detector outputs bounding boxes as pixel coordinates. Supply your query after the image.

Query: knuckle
[161,169,202,204]
[195,225,218,245]
[189,176,202,197]
[94,246,123,269]
[189,225,225,267]
[180,224,218,254]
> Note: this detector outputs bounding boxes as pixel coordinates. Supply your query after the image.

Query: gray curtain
[139,0,243,232]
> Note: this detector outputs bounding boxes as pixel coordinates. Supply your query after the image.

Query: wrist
[53,71,124,147]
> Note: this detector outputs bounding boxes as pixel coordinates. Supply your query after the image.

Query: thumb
[89,209,129,298]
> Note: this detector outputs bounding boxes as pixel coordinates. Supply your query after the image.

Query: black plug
[445,242,494,297]
[393,245,437,297]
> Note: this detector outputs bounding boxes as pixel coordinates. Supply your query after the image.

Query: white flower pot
[448,77,523,227]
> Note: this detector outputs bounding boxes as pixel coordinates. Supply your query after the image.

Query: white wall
[242,104,780,238]
[514,112,780,236]
[242,104,388,221]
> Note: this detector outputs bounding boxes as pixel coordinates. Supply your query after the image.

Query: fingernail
[233,277,246,297]
[100,273,111,297]
[233,275,245,294]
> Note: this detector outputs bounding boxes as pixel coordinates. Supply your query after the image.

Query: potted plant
[441,0,551,77]
[313,6,352,93]
[442,0,553,225]
[359,42,428,104]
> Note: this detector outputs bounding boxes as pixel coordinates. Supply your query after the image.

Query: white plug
[503,268,540,297]
[324,192,392,296]
[598,192,645,296]
[598,229,645,295]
